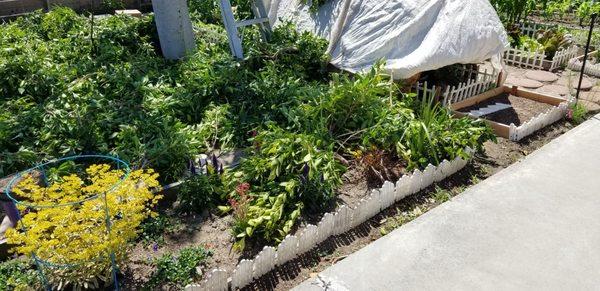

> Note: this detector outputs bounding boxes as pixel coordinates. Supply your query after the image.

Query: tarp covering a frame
[261,0,509,79]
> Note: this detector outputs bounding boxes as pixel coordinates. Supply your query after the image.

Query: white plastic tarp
[261,0,509,79]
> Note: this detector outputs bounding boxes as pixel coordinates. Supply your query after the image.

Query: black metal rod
[576,13,597,102]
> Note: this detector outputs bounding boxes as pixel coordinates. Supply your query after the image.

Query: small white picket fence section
[520,21,589,46]
[549,46,579,71]
[519,22,555,38]
[442,69,499,106]
[567,52,600,77]
[187,155,471,291]
[413,68,500,107]
[413,81,438,99]
[503,48,545,69]
[508,98,574,141]
[503,46,578,71]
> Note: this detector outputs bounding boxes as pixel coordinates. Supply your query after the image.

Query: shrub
[177,163,224,214]
[246,22,330,81]
[147,246,212,288]
[223,126,344,249]
[197,103,237,151]
[298,63,409,149]
[40,7,85,40]
[5,164,162,289]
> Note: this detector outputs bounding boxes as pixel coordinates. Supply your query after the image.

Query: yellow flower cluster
[5,164,162,289]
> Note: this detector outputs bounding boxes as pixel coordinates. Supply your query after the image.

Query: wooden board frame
[449,85,566,139]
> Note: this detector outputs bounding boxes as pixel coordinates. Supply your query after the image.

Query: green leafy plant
[490,0,537,27]
[567,101,588,124]
[197,103,236,151]
[177,162,224,214]
[223,126,345,249]
[302,0,328,12]
[398,93,496,170]
[0,259,41,291]
[139,214,184,246]
[147,246,212,288]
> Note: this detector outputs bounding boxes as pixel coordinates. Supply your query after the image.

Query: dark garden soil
[459,93,556,126]
[122,156,409,290]
[120,117,578,290]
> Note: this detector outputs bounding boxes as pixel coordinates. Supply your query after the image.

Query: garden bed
[196,118,580,290]
[0,7,498,291]
[450,85,572,141]
[457,93,555,126]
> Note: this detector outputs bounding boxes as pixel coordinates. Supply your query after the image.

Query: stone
[579,100,600,112]
[590,86,600,93]
[556,77,595,91]
[537,84,570,96]
[524,70,559,82]
[505,77,543,89]
[115,9,142,18]
[579,91,600,104]
[576,78,595,91]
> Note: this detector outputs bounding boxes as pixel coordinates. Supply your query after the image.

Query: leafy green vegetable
[0,259,41,290]
[147,246,212,288]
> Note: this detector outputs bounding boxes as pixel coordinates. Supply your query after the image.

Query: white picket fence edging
[186,154,471,291]
[519,21,589,47]
[503,47,546,70]
[549,46,579,71]
[442,68,499,106]
[567,51,600,77]
[519,22,554,38]
[503,46,579,71]
[508,97,574,141]
[413,68,500,106]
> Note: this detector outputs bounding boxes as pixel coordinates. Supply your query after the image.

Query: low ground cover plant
[568,101,589,124]
[146,245,212,288]
[0,7,494,257]
[0,259,40,290]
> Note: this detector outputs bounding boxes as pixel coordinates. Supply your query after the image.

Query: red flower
[235,182,251,196]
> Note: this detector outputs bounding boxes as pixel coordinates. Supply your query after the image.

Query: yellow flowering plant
[5,164,162,290]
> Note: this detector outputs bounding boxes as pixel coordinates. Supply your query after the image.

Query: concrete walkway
[294,115,600,291]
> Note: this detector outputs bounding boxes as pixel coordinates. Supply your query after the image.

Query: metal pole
[576,11,597,102]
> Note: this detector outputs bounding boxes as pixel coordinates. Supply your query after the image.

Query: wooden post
[219,0,244,59]
[152,0,196,60]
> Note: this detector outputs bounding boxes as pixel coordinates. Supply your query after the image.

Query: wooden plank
[449,86,505,111]
[515,88,566,106]
[450,85,569,140]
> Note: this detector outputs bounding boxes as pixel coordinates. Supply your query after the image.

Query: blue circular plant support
[5,154,131,291]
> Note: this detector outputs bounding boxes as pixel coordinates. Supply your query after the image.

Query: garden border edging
[184,154,471,291]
